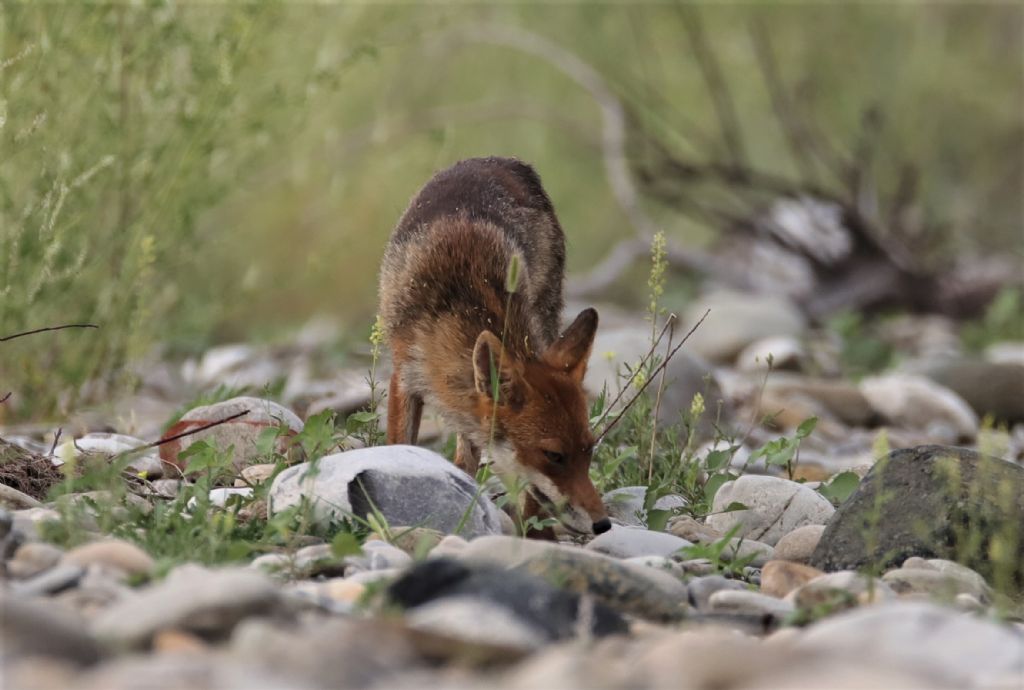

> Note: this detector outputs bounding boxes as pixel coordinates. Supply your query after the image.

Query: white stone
[860,373,978,440]
[585,525,693,559]
[56,433,164,478]
[268,446,504,538]
[705,475,834,546]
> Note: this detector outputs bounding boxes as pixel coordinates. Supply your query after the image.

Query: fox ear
[544,308,598,383]
[473,331,523,405]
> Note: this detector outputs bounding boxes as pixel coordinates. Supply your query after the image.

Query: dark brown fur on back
[379,156,566,357]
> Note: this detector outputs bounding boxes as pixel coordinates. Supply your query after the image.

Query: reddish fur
[378,157,606,537]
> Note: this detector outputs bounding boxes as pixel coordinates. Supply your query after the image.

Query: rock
[8,542,64,579]
[916,357,1024,424]
[235,463,277,487]
[387,558,627,642]
[762,374,878,427]
[736,336,806,372]
[10,507,61,541]
[11,564,85,597]
[793,600,1024,687]
[62,539,155,579]
[388,527,445,556]
[268,446,504,538]
[249,553,292,576]
[231,617,419,689]
[52,569,132,618]
[77,653,312,690]
[681,290,806,363]
[585,525,693,559]
[146,479,183,499]
[810,445,1024,592]
[667,515,724,544]
[771,524,825,564]
[322,578,366,605]
[430,535,469,559]
[0,591,104,665]
[92,564,288,649]
[0,483,45,510]
[985,342,1024,366]
[687,575,748,612]
[705,475,834,546]
[194,487,254,509]
[151,628,208,654]
[56,432,164,479]
[860,373,978,442]
[345,539,413,573]
[519,548,689,623]
[883,559,992,603]
[623,555,686,578]
[405,596,546,653]
[460,535,689,622]
[159,397,303,473]
[708,589,795,618]
[602,486,687,528]
[585,326,733,441]
[721,538,774,567]
[760,560,825,598]
[788,570,895,609]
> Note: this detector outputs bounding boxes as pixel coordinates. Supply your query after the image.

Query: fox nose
[592,517,612,535]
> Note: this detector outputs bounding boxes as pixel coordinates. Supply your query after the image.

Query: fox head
[472,308,611,536]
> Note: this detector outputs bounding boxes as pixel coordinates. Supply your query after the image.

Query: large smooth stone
[810,445,1024,592]
[269,445,504,538]
[706,475,834,546]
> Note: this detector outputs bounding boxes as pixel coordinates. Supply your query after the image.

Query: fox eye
[543,450,566,465]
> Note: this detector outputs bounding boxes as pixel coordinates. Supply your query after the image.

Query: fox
[378,156,611,539]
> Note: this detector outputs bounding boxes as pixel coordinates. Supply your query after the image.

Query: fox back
[379,157,610,537]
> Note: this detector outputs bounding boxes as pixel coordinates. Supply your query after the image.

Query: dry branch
[0,323,99,342]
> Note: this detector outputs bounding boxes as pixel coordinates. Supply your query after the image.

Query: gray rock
[460,535,689,622]
[687,575,747,612]
[345,539,413,573]
[794,601,1024,688]
[0,591,103,665]
[916,357,1024,424]
[8,541,64,579]
[387,558,627,640]
[623,555,686,578]
[11,564,85,597]
[721,538,774,567]
[602,486,687,528]
[76,653,312,690]
[706,475,834,546]
[231,617,418,689]
[681,290,806,363]
[788,570,896,608]
[667,515,724,544]
[11,507,61,541]
[736,336,806,373]
[883,559,992,603]
[405,596,546,652]
[860,373,978,442]
[269,446,504,538]
[585,525,693,560]
[63,539,155,579]
[92,564,288,649]
[771,524,825,564]
[762,374,878,427]
[810,445,1024,593]
[708,589,795,618]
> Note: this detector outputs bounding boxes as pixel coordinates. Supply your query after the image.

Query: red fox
[379,157,611,538]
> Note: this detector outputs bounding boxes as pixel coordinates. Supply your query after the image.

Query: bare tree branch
[0,323,98,343]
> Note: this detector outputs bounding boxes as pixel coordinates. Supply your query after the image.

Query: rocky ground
[2,290,1024,690]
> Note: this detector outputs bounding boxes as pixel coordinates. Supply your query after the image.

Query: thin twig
[0,323,99,342]
[591,315,678,433]
[596,309,710,446]
[148,410,249,449]
[48,428,62,459]
[0,392,11,404]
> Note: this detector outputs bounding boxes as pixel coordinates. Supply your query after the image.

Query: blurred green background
[1,2,1021,418]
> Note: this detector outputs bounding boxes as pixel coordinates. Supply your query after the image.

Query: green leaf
[722,501,749,513]
[647,507,670,532]
[796,417,819,439]
[703,473,733,503]
[818,471,860,504]
[704,448,733,472]
[330,531,363,558]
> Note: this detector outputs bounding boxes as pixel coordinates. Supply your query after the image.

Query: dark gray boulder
[810,445,1024,593]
